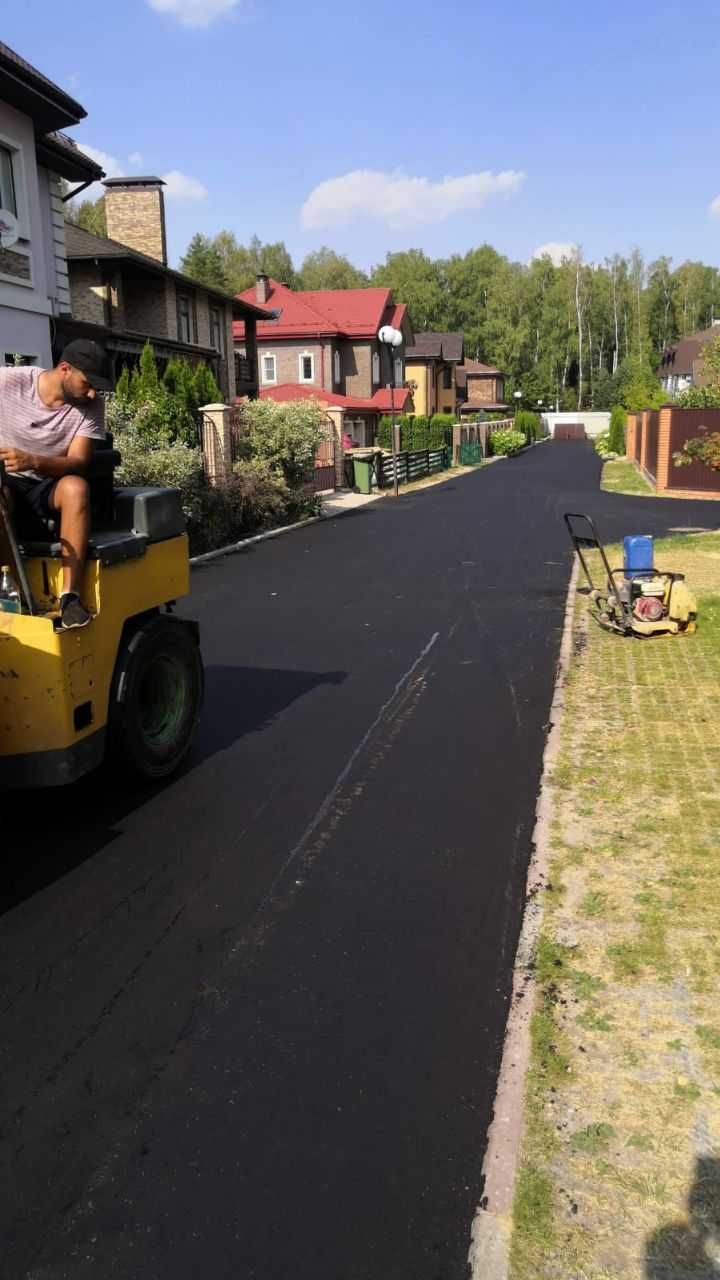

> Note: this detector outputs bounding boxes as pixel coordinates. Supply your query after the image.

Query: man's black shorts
[3,474,56,529]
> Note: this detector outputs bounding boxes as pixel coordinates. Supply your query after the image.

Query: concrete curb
[189,516,323,566]
[190,492,384,565]
[467,554,580,1280]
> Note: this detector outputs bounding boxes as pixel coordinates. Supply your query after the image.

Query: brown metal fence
[667,409,720,492]
[633,417,643,463]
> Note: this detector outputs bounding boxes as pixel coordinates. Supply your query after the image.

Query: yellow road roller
[0,461,203,790]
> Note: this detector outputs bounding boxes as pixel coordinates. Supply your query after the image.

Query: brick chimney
[103,177,167,265]
[256,272,270,304]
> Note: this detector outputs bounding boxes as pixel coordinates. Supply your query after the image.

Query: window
[210,305,225,355]
[3,353,36,366]
[372,351,380,385]
[177,293,192,343]
[334,349,341,385]
[442,366,452,390]
[262,353,277,383]
[394,356,403,386]
[0,145,17,215]
[299,352,315,382]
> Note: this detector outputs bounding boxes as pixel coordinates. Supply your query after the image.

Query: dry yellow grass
[510,534,720,1279]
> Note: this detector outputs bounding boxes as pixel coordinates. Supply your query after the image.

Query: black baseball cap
[59,338,112,391]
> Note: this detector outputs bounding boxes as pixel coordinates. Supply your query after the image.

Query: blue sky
[6,0,720,273]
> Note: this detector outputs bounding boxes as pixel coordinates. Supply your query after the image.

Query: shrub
[285,488,322,523]
[406,415,429,450]
[114,427,210,548]
[429,413,455,447]
[115,426,205,499]
[376,413,445,451]
[675,385,720,409]
[240,397,326,487]
[489,428,526,457]
[111,343,220,447]
[594,430,612,457]
[674,429,720,472]
[608,404,626,453]
[515,410,541,444]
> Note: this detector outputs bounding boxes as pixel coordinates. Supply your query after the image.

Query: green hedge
[608,405,626,453]
[377,412,454,451]
[514,410,542,444]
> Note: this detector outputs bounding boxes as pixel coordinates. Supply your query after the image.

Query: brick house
[404,332,464,417]
[657,322,720,396]
[456,358,508,416]
[0,40,103,367]
[233,275,414,444]
[61,177,271,399]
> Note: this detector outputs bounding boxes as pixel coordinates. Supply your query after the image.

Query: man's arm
[0,435,94,478]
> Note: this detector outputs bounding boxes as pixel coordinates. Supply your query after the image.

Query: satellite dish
[0,209,19,249]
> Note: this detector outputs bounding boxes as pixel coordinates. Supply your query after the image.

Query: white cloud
[67,72,81,91]
[128,151,144,169]
[710,196,720,217]
[161,170,208,201]
[532,241,578,266]
[147,0,240,27]
[79,144,120,177]
[67,143,119,202]
[301,168,526,231]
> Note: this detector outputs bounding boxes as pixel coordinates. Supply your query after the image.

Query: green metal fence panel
[460,441,483,465]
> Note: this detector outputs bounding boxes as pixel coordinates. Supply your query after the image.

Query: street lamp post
[378,324,403,497]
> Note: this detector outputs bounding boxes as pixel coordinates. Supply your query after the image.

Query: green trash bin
[353,453,374,495]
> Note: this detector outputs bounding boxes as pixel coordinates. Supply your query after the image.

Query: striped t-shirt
[0,366,105,479]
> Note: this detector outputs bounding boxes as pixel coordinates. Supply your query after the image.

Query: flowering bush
[489,428,526,457]
[674,429,720,472]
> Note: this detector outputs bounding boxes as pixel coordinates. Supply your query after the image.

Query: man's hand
[0,448,36,474]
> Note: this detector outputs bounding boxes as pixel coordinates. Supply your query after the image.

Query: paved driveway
[2,443,717,1279]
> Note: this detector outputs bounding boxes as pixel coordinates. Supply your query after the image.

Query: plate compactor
[0,448,203,791]
[564,512,697,638]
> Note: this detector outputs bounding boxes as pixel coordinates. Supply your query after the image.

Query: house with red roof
[234,274,414,445]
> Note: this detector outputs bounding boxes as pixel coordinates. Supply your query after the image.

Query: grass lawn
[510,533,720,1279]
[601,458,655,496]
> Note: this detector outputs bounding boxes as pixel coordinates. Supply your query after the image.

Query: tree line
[67,196,720,412]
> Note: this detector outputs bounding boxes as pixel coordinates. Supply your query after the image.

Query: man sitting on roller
[0,339,110,628]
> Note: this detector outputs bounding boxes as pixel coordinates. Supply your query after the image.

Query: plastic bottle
[0,565,21,614]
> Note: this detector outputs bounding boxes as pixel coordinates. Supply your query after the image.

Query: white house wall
[0,308,52,367]
[0,100,54,366]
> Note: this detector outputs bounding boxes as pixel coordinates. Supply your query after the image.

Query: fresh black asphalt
[1,443,717,1279]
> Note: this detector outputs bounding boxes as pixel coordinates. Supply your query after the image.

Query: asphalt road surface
[2,443,717,1279]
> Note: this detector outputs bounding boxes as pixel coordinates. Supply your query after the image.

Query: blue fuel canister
[623,535,654,575]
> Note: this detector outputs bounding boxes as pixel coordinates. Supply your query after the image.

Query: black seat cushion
[20,529,147,566]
